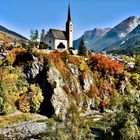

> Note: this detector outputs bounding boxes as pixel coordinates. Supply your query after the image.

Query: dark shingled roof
[50,29,67,40]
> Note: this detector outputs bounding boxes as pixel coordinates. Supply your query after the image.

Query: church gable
[46,31,55,49]
[50,29,67,40]
[46,29,68,50]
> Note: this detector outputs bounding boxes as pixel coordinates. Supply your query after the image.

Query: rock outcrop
[23,51,97,118]
[10,50,124,119]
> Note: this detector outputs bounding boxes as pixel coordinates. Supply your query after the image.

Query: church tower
[66,4,73,48]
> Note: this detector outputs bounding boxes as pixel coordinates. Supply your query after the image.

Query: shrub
[17,84,43,113]
[0,66,28,114]
[3,48,26,65]
[134,54,140,74]
[88,54,124,77]
[96,88,140,140]
[49,50,69,77]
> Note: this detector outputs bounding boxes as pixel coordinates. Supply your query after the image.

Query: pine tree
[78,39,88,57]
[30,30,35,41]
[40,29,47,42]
[34,30,39,41]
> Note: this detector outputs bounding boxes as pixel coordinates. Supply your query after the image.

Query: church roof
[50,29,67,40]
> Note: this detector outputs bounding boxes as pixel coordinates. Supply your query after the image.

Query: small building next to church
[45,5,73,50]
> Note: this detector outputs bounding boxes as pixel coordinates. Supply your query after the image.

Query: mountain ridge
[0,25,28,41]
[73,28,111,50]
[74,16,140,53]
[105,24,140,55]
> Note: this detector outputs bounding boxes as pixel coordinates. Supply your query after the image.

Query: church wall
[46,32,55,49]
[55,39,68,50]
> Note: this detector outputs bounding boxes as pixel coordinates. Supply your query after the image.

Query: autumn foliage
[85,54,124,108]
[49,50,69,78]
[4,48,26,65]
[88,54,124,77]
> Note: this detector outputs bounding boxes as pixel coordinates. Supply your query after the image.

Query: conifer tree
[78,39,88,57]
[40,29,47,42]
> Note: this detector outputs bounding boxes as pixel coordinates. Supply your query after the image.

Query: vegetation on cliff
[0,46,140,139]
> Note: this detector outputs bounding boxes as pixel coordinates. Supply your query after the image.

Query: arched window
[57,42,66,49]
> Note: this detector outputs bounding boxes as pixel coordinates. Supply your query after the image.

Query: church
[45,5,73,50]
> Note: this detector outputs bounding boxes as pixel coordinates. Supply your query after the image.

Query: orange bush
[5,48,26,65]
[88,85,100,98]
[68,55,80,66]
[49,50,69,77]
[89,54,124,77]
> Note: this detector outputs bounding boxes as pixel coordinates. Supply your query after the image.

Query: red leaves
[49,51,69,77]
[68,55,80,66]
[89,54,124,77]
[87,54,123,108]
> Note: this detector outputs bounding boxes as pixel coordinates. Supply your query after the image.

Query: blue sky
[0,0,140,39]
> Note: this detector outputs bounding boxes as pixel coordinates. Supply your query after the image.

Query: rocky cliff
[1,48,124,119]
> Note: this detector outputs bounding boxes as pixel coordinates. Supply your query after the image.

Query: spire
[67,4,71,21]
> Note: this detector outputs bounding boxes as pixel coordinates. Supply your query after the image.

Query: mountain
[0,25,28,41]
[73,28,111,50]
[74,16,140,52]
[92,16,140,52]
[106,24,140,55]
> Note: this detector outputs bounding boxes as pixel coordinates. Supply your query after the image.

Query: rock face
[68,63,81,77]
[25,56,44,80]
[83,71,94,91]
[51,86,69,119]
[24,52,96,118]
[0,114,48,139]
[46,65,82,118]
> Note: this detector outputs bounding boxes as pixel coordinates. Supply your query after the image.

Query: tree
[96,89,140,140]
[134,55,140,74]
[30,30,39,42]
[40,29,47,42]
[34,30,39,41]
[30,30,35,41]
[78,39,88,57]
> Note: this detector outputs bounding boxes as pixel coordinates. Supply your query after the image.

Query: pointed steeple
[66,3,73,48]
[67,4,71,21]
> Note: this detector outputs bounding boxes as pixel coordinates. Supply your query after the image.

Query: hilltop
[0,33,13,43]
[0,25,28,41]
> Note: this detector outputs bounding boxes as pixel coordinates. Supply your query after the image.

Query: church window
[57,42,65,49]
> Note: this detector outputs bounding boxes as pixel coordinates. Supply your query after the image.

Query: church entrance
[57,42,66,49]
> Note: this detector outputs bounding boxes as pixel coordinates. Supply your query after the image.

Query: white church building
[45,5,73,50]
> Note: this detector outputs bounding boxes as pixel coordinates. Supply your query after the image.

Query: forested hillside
[0,47,140,139]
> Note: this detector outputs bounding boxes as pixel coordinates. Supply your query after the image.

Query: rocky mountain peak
[112,16,140,34]
[84,28,111,37]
